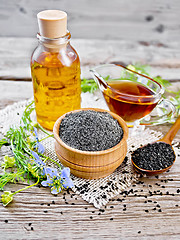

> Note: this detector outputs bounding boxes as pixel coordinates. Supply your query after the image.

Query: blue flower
[33,127,45,154]
[31,150,45,166]
[41,167,74,195]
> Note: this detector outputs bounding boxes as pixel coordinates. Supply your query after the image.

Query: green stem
[13,177,39,195]
[39,134,54,142]
[38,124,54,137]
[40,154,61,169]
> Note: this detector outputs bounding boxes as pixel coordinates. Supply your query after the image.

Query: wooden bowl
[53,108,128,179]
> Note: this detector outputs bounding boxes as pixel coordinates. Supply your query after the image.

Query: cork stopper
[37,10,67,39]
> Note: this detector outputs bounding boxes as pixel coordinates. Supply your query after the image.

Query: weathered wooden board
[0,0,180,43]
[0,37,180,239]
[0,38,180,80]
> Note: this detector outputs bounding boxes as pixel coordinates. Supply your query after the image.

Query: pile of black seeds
[132,142,175,170]
[59,110,124,151]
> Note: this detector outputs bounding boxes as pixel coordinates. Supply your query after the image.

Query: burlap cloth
[0,92,179,208]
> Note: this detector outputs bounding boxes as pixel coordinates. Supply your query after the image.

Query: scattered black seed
[47,203,50,206]
[59,110,124,151]
[132,142,175,170]
[40,203,44,205]
[44,210,48,213]
[161,186,165,188]
[85,207,88,210]
[31,227,34,231]
[65,201,68,204]
[155,24,165,33]
[138,231,141,234]
[145,15,154,21]
[175,205,179,207]
[71,203,75,205]
[92,211,95,213]
[110,206,114,209]
[148,200,152,202]
[156,204,160,208]
[99,209,105,213]
[98,213,101,215]
[110,218,114,220]
[52,200,55,204]
[28,223,32,226]
[145,210,149,213]
[117,198,122,202]
[144,201,147,203]
[60,212,63,214]
[153,208,156,210]
[158,209,162,212]
[177,189,180,193]
[90,216,93,219]
[154,201,157,203]
[123,208,126,211]
[4,220,8,223]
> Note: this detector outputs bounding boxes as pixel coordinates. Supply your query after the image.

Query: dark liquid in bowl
[103,81,158,122]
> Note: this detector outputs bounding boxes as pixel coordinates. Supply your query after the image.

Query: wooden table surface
[0,37,180,240]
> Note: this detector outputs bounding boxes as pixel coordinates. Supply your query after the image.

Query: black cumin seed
[44,210,48,213]
[99,209,105,212]
[158,209,162,212]
[132,142,175,170]
[90,216,93,219]
[110,218,113,220]
[4,220,8,223]
[175,205,179,207]
[110,206,114,208]
[59,110,124,151]
[47,203,50,206]
[138,231,141,234]
[145,210,149,213]
[117,198,122,202]
[28,223,32,226]
[31,227,34,231]
[52,201,55,204]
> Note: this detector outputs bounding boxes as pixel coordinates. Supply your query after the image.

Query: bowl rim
[53,108,128,155]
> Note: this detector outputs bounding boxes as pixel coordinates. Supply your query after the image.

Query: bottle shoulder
[31,43,80,67]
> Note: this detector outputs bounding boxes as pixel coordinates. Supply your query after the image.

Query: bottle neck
[37,31,71,52]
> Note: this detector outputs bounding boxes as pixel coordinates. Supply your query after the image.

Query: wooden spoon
[131,115,180,175]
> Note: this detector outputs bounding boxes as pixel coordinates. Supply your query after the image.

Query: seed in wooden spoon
[132,142,175,170]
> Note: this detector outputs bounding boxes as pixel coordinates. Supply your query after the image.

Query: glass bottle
[31,10,81,130]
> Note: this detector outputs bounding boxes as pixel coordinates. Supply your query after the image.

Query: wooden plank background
[0,0,179,41]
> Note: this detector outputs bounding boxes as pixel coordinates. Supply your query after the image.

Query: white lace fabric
[0,94,179,208]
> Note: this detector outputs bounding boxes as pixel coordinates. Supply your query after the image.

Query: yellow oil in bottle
[31,46,81,130]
